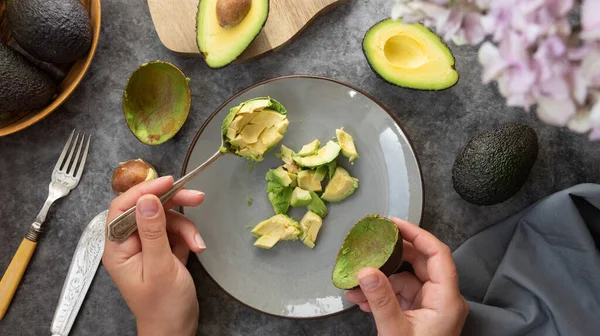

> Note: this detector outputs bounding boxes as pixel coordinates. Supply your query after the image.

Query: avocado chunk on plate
[322,167,358,202]
[293,141,341,168]
[336,128,359,164]
[251,214,301,249]
[332,215,403,289]
[297,139,320,156]
[299,211,323,248]
[363,19,458,90]
[297,170,324,192]
[196,0,269,68]
[266,166,293,187]
[291,187,312,207]
[307,191,328,218]
[266,182,293,214]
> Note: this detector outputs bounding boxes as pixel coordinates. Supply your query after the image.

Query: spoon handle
[106,150,223,242]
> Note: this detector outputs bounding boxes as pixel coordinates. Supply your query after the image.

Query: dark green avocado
[0,44,57,123]
[452,123,538,205]
[6,0,92,64]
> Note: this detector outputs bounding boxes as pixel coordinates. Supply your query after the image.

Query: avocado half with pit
[221,97,289,162]
[332,215,403,290]
[122,61,191,145]
[363,19,458,90]
[196,0,269,68]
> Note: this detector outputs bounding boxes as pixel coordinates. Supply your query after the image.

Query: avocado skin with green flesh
[7,0,92,64]
[0,44,56,119]
[332,215,403,289]
[452,123,538,206]
[362,19,458,91]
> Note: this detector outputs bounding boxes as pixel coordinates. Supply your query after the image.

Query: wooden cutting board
[147,0,346,62]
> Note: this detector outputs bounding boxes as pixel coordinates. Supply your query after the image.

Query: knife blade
[50,210,108,336]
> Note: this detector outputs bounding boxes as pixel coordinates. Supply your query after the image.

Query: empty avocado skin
[0,44,56,119]
[7,0,92,63]
[332,214,403,290]
[452,123,538,205]
[362,19,458,90]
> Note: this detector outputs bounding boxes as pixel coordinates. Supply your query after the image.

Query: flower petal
[567,108,592,133]
[582,0,600,32]
[536,97,576,126]
[478,42,509,83]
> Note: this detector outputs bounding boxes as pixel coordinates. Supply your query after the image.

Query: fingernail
[190,190,205,196]
[156,175,173,182]
[138,197,159,218]
[358,271,380,291]
[195,233,206,249]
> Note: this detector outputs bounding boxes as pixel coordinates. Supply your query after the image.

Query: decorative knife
[51,210,108,336]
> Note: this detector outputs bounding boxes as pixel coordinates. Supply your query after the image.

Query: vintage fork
[0,130,91,320]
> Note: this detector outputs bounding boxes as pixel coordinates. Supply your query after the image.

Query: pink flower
[581,0,600,40]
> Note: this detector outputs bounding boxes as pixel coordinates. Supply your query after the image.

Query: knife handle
[0,228,39,320]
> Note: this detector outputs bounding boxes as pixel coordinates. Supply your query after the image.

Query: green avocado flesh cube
[307,191,328,218]
[266,166,293,187]
[300,211,323,248]
[297,170,323,192]
[336,129,359,164]
[293,141,341,168]
[291,187,312,207]
[332,215,400,289]
[266,182,292,214]
[363,19,458,90]
[251,214,301,249]
[321,167,359,202]
[196,0,269,68]
[297,139,320,156]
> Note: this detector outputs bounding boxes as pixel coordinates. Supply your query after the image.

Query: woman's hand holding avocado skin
[345,218,469,336]
[102,176,206,336]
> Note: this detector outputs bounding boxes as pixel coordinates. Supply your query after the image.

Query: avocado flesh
[221,97,289,162]
[266,182,293,214]
[297,170,322,192]
[322,167,359,203]
[251,214,301,249]
[279,145,299,173]
[332,215,401,289]
[299,211,323,248]
[6,0,92,64]
[291,187,312,207]
[363,19,458,90]
[293,141,341,168]
[196,0,269,68]
[307,191,328,218]
[336,129,359,164]
[0,44,56,122]
[452,123,538,205]
[266,166,293,187]
[327,160,337,179]
[297,139,320,156]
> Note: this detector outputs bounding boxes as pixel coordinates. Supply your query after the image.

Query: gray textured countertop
[1,0,599,335]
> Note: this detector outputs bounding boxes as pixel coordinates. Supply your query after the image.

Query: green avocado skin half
[6,0,92,64]
[0,44,57,121]
[452,122,538,205]
[332,214,403,290]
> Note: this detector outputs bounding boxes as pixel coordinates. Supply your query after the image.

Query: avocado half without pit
[363,19,458,90]
[221,97,289,162]
[123,61,191,145]
[197,0,269,68]
[332,215,403,290]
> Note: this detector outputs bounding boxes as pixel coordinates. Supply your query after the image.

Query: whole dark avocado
[0,44,57,119]
[452,123,538,205]
[6,0,92,64]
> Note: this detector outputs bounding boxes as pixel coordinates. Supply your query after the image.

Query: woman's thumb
[358,268,409,335]
[136,195,173,277]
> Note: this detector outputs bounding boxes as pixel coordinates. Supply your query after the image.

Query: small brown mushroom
[216,0,252,28]
[111,159,158,195]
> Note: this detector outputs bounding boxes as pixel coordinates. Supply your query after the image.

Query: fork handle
[0,227,40,320]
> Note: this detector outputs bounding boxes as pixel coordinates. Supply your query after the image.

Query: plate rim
[181,74,425,320]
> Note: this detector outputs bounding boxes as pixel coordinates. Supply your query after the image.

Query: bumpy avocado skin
[0,44,56,119]
[7,0,92,63]
[452,123,538,206]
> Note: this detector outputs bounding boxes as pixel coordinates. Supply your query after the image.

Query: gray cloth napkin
[454,183,600,336]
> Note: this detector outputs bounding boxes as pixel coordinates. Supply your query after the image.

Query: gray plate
[182,76,423,319]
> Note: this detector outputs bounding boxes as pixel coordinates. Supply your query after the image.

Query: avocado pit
[216,0,252,28]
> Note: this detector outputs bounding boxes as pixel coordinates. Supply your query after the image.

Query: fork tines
[54,129,91,180]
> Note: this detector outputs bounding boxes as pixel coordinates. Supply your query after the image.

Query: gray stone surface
[0,0,598,335]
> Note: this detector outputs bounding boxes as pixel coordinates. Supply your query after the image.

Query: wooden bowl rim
[0,0,102,137]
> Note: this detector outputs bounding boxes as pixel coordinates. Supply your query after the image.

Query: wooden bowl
[0,0,101,136]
